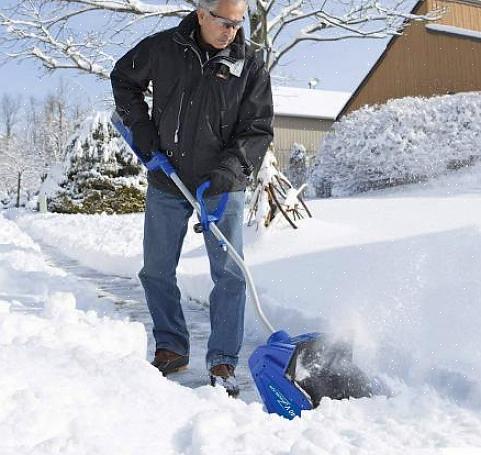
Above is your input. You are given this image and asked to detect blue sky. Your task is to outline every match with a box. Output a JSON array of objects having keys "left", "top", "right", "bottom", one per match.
[
  {"left": 0, "top": 37, "right": 388, "bottom": 104},
  {"left": 0, "top": 59, "right": 112, "bottom": 108},
  {"left": 0, "top": 10, "right": 390, "bottom": 106}
]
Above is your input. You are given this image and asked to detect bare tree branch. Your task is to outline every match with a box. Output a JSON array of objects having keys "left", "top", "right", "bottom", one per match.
[
  {"left": 0, "top": 0, "right": 194, "bottom": 78},
  {"left": 0, "top": 0, "right": 445, "bottom": 79},
  {"left": 265, "top": 1, "right": 444, "bottom": 70},
  {"left": 49, "top": 0, "right": 192, "bottom": 16}
]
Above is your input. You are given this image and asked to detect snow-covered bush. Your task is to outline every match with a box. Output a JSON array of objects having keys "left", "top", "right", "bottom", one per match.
[
  {"left": 286, "top": 143, "right": 307, "bottom": 189},
  {"left": 46, "top": 112, "right": 147, "bottom": 214},
  {"left": 309, "top": 92, "right": 481, "bottom": 197}
]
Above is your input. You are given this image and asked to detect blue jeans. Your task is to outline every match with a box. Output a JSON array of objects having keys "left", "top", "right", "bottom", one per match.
[{"left": 139, "top": 184, "right": 246, "bottom": 370}]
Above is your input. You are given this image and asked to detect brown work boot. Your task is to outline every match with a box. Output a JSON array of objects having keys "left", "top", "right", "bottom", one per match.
[
  {"left": 151, "top": 349, "right": 188, "bottom": 376},
  {"left": 210, "top": 364, "right": 240, "bottom": 398}
]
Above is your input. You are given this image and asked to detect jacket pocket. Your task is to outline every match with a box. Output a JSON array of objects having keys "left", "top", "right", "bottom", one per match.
[
  {"left": 153, "top": 81, "right": 179, "bottom": 132},
  {"left": 153, "top": 81, "right": 182, "bottom": 151}
]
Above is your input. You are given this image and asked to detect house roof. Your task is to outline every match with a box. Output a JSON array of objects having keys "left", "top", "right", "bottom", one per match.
[
  {"left": 273, "top": 86, "right": 351, "bottom": 120},
  {"left": 426, "top": 23, "right": 481, "bottom": 40}
]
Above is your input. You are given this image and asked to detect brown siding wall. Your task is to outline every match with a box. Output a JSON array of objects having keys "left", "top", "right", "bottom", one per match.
[
  {"left": 431, "top": 0, "right": 481, "bottom": 30},
  {"left": 273, "top": 116, "right": 333, "bottom": 169},
  {"left": 343, "top": 1, "right": 481, "bottom": 115}
]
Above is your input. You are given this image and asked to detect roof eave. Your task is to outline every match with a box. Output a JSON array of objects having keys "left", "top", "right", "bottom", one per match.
[{"left": 274, "top": 112, "right": 339, "bottom": 121}]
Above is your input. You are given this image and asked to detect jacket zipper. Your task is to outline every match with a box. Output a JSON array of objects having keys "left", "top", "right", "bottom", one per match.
[
  {"left": 174, "top": 91, "right": 185, "bottom": 144},
  {"left": 190, "top": 46, "right": 204, "bottom": 74},
  {"left": 171, "top": 35, "right": 225, "bottom": 147},
  {"left": 173, "top": 34, "right": 223, "bottom": 75}
]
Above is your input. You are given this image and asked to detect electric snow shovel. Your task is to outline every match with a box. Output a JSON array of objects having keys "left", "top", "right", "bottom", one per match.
[{"left": 111, "top": 111, "right": 379, "bottom": 420}]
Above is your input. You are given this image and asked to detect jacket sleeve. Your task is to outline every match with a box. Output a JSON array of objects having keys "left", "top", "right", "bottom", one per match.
[
  {"left": 110, "top": 37, "right": 153, "bottom": 127},
  {"left": 221, "top": 55, "right": 274, "bottom": 177}
]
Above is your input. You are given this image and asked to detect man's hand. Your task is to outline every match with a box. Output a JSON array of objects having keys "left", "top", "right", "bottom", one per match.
[
  {"left": 206, "top": 166, "right": 237, "bottom": 196},
  {"left": 131, "top": 119, "right": 160, "bottom": 163}
]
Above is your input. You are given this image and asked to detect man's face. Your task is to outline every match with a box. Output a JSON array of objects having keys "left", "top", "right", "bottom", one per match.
[{"left": 197, "top": 1, "right": 247, "bottom": 50}]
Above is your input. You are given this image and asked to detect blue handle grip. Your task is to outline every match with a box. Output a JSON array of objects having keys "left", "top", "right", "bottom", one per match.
[
  {"left": 196, "top": 181, "right": 229, "bottom": 232},
  {"left": 111, "top": 111, "right": 175, "bottom": 177},
  {"left": 144, "top": 153, "right": 175, "bottom": 176}
]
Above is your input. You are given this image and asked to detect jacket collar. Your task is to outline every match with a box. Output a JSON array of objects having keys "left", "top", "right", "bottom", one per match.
[{"left": 174, "top": 11, "right": 246, "bottom": 76}]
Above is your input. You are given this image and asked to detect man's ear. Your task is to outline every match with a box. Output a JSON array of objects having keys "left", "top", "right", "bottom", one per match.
[{"left": 197, "top": 9, "right": 206, "bottom": 25}]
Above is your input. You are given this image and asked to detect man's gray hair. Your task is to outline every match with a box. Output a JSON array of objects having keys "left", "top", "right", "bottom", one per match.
[{"left": 197, "top": 0, "right": 246, "bottom": 10}]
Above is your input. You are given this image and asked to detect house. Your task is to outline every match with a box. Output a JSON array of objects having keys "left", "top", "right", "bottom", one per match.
[
  {"left": 271, "top": 0, "right": 481, "bottom": 170},
  {"left": 272, "top": 86, "right": 350, "bottom": 169},
  {"left": 339, "top": 0, "right": 481, "bottom": 117}
]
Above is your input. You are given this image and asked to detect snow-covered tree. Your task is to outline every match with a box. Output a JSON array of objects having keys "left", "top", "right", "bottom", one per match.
[
  {"left": 309, "top": 92, "right": 481, "bottom": 197},
  {"left": 0, "top": 130, "right": 41, "bottom": 207},
  {"left": 286, "top": 142, "right": 307, "bottom": 189},
  {"left": 0, "top": 1, "right": 442, "bottom": 77},
  {"left": 0, "top": 84, "right": 86, "bottom": 208},
  {"left": 1, "top": 94, "right": 21, "bottom": 139},
  {"left": 40, "top": 82, "right": 72, "bottom": 164},
  {"left": 46, "top": 111, "right": 147, "bottom": 214},
  {"left": 0, "top": 94, "right": 40, "bottom": 207}
]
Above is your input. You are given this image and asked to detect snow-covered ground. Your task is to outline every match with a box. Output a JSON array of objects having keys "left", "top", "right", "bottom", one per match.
[{"left": 2, "top": 164, "right": 481, "bottom": 453}]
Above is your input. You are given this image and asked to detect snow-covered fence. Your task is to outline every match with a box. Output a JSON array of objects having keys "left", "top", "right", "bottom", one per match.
[{"left": 309, "top": 92, "right": 481, "bottom": 197}]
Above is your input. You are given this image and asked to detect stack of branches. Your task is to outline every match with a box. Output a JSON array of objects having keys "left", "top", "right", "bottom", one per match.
[{"left": 248, "top": 147, "right": 312, "bottom": 230}]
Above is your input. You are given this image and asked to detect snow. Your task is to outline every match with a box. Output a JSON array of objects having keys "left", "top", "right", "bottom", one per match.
[
  {"left": 426, "top": 23, "right": 481, "bottom": 41},
  {"left": 272, "top": 86, "right": 351, "bottom": 120},
  {"left": 3, "top": 164, "right": 481, "bottom": 452},
  {"left": 3, "top": 91, "right": 481, "bottom": 452}
]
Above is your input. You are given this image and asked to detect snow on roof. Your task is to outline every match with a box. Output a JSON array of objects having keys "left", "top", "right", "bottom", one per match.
[
  {"left": 426, "top": 23, "right": 481, "bottom": 41},
  {"left": 272, "top": 86, "right": 352, "bottom": 120}
]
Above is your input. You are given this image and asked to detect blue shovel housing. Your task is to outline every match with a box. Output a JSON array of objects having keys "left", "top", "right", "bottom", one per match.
[{"left": 248, "top": 331, "right": 318, "bottom": 419}]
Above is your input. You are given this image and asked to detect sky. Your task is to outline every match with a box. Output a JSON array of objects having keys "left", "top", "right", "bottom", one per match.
[
  {"left": 0, "top": 58, "right": 113, "bottom": 109},
  {"left": 0, "top": 9, "right": 390, "bottom": 108}
]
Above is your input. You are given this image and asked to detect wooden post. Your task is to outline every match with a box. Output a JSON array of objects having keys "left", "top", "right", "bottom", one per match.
[{"left": 16, "top": 171, "right": 22, "bottom": 208}]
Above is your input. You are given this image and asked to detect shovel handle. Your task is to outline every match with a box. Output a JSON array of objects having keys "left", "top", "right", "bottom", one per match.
[
  {"left": 195, "top": 181, "right": 229, "bottom": 233},
  {"left": 111, "top": 110, "right": 275, "bottom": 334}
]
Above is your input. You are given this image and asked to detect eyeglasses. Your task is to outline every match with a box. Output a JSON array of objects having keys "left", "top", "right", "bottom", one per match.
[{"left": 208, "top": 10, "right": 244, "bottom": 30}]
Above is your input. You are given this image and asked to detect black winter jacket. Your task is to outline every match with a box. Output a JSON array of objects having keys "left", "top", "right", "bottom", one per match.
[{"left": 110, "top": 12, "right": 274, "bottom": 195}]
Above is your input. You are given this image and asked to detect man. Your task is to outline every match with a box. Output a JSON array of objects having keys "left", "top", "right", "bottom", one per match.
[{"left": 110, "top": 0, "right": 273, "bottom": 396}]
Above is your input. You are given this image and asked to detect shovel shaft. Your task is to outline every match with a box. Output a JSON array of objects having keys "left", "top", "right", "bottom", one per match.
[{"left": 170, "top": 173, "right": 275, "bottom": 334}]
